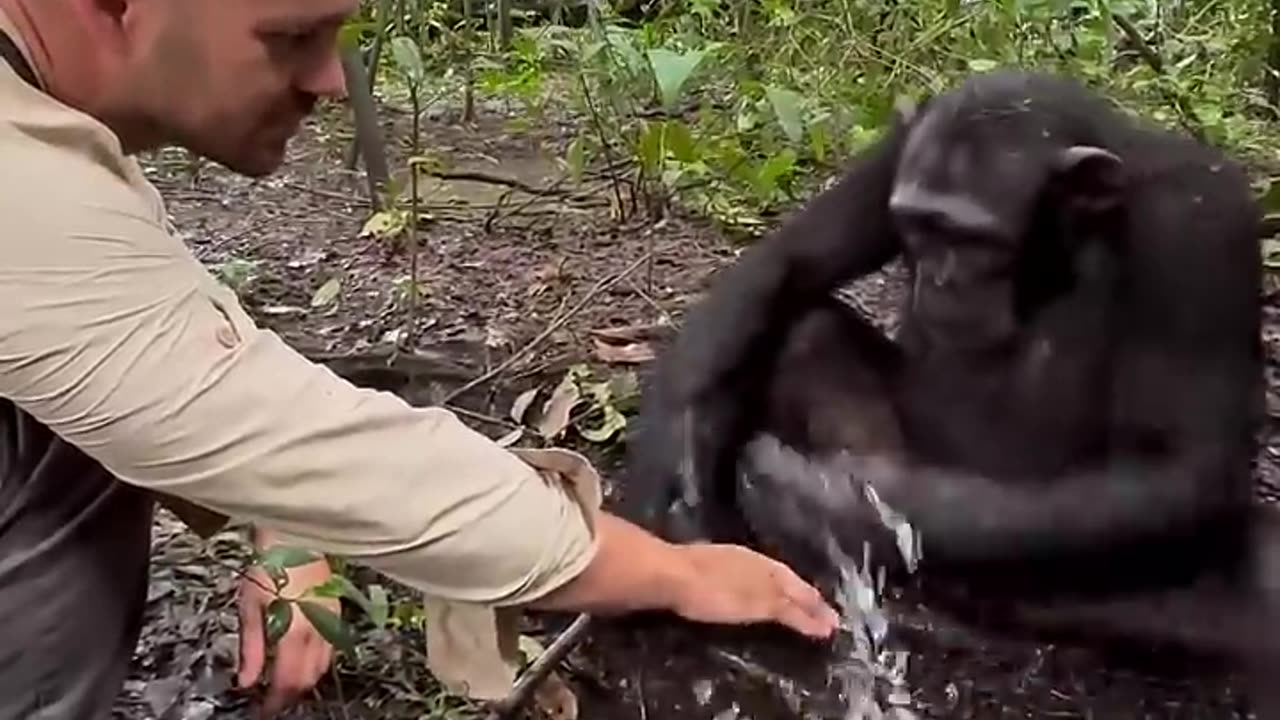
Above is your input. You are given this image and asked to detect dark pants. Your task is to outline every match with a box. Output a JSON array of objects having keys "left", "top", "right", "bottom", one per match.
[{"left": 0, "top": 399, "right": 154, "bottom": 719}]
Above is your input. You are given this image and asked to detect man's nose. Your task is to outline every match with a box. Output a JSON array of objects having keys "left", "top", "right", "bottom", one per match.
[{"left": 300, "top": 51, "right": 348, "bottom": 100}]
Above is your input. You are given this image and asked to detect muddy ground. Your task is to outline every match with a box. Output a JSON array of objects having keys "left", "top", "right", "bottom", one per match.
[{"left": 110, "top": 94, "right": 1280, "bottom": 720}]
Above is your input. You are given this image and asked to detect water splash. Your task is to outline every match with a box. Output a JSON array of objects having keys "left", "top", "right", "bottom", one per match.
[{"left": 738, "top": 435, "right": 925, "bottom": 719}]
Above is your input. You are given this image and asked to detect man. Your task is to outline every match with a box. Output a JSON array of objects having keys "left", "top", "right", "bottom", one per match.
[{"left": 0, "top": 0, "right": 842, "bottom": 718}]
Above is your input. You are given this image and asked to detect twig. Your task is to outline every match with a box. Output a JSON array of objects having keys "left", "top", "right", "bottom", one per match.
[
  {"left": 625, "top": 275, "right": 668, "bottom": 321},
  {"left": 578, "top": 73, "right": 628, "bottom": 218},
  {"left": 1111, "top": 12, "right": 1204, "bottom": 140},
  {"left": 281, "top": 181, "right": 366, "bottom": 205},
  {"left": 426, "top": 169, "right": 569, "bottom": 197},
  {"left": 485, "top": 614, "right": 593, "bottom": 719},
  {"left": 1112, "top": 12, "right": 1163, "bottom": 73},
  {"left": 442, "top": 253, "right": 651, "bottom": 403},
  {"left": 486, "top": 173, "right": 574, "bottom": 230},
  {"left": 444, "top": 403, "right": 519, "bottom": 430}
]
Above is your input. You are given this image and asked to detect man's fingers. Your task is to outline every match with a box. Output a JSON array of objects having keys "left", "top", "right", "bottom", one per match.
[
  {"left": 261, "top": 634, "right": 309, "bottom": 718},
  {"left": 775, "top": 598, "right": 839, "bottom": 638},
  {"left": 310, "top": 641, "right": 334, "bottom": 684},
  {"left": 237, "top": 601, "right": 266, "bottom": 689},
  {"left": 771, "top": 563, "right": 840, "bottom": 638}
]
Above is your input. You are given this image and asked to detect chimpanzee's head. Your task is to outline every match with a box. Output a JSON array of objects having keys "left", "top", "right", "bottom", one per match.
[{"left": 887, "top": 71, "right": 1128, "bottom": 351}]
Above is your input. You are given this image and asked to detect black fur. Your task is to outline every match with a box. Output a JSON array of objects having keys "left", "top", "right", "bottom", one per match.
[{"left": 620, "top": 70, "right": 1274, "bottom": 680}]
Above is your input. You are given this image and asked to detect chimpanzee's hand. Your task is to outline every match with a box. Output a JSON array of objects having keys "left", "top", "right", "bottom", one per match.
[{"left": 669, "top": 542, "right": 841, "bottom": 639}]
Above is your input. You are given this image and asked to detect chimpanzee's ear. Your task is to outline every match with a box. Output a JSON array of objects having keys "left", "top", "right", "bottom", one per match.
[{"left": 1052, "top": 145, "right": 1126, "bottom": 214}]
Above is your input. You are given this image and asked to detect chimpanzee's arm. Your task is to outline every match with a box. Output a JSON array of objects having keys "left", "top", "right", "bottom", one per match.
[
  {"left": 762, "top": 352, "right": 1259, "bottom": 567},
  {"left": 623, "top": 118, "right": 911, "bottom": 538},
  {"left": 775, "top": 142, "right": 1265, "bottom": 566},
  {"left": 662, "top": 121, "right": 910, "bottom": 404}
]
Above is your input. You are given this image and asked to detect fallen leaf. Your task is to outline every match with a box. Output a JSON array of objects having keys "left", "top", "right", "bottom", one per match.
[
  {"left": 359, "top": 208, "right": 408, "bottom": 240},
  {"left": 181, "top": 699, "right": 216, "bottom": 720},
  {"left": 511, "top": 388, "right": 539, "bottom": 424},
  {"left": 537, "top": 373, "right": 580, "bottom": 440},
  {"left": 259, "top": 304, "right": 308, "bottom": 317},
  {"left": 588, "top": 323, "right": 669, "bottom": 342},
  {"left": 143, "top": 676, "right": 184, "bottom": 718},
  {"left": 591, "top": 338, "right": 655, "bottom": 364},
  {"left": 533, "top": 671, "right": 580, "bottom": 720},
  {"left": 486, "top": 326, "right": 511, "bottom": 348},
  {"left": 519, "top": 634, "right": 547, "bottom": 662},
  {"left": 311, "top": 277, "right": 342, "bottom": 308},
  {"left": 496, "top": 427, "right": 523, "bottom": 447}
]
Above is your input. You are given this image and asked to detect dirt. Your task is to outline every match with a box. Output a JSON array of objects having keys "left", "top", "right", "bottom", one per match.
[{"left": 109, "top": 95, "right": 1280, "bottom": 720}]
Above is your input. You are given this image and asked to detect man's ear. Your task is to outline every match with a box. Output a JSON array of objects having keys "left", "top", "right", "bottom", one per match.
[{"left": 1052, "top": 145, "right": 1126, "bottom": 214}]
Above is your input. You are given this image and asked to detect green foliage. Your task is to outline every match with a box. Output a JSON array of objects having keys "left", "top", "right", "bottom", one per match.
[
  {"left": 213, "top": 257, "right": 260, "bottom": 295},
  {"left": 362, "top": 0, "right": 1279, "bottom": 235}
]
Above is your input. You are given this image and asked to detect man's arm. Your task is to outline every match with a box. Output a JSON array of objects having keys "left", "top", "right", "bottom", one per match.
[
  {"left": 0, "top": 151, "right": 836, "bottom": 637},
  {"left": 0, "top": 174, "right": 596, "bottom": 608}
]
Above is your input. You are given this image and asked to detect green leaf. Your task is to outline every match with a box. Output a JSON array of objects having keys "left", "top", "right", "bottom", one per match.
[
  {"left": 311, "top": 277, "right": 342, "bottom": 308},
  {"left": 265, "top": 599, "right": 293, "bottom": 646},
  {"left": 337, "top": 20, "right": 375, "bottom": 51},
  {"left": 298, "top": 601, "right": 358, "bottom": 656},
  {"left": 368, "top": 585, "right": 391, "bottom": 629},
  {"left": 646, "top": 48, "right": 706, "bottom": 111},
  {"left": 757, "top": 148, "right": 798, "bottom": 190},
  {"left": 663, "top": 120, "right": 696, "bottom": 163},
  {"left": 359, "top": 209, "right": 408, "bottom": 241},
  {"left": 330, "top": 574, "right": 374, "bottom": 615},
  {"left": 809, "top": 122, "right": 829, "bottom": 164},
  {"left": 566, "top": 136, "right": 587, "bottom": 182},
  {"left": 578, "top": 404, "right": 627, "bottom": 443},
  {"left": 1257, "top": 180, "right": 1280, "bottom": 214},
  {"left": 307, "top": 576, "right": 349, "bottom": 600},
  {"left": 637, "top": 122, "right": 665, "bottom": 177},
  {"left": 258, "top": 545, "right": 323, "bottom": 570},
  {"left": 390, "top": 36, "right": 425, "bottom": 85},
  {"left": 765, "top": 85, "right": 805, "bottom": 144}
]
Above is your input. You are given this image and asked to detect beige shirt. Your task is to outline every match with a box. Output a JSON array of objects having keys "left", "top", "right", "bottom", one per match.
[{"left": 0, "top": 10, "right": 601, "bottom": 700}]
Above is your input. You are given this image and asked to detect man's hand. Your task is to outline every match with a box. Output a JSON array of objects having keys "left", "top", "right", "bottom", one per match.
[
  {"left": 237, "top": 529, "right": 340, "bottom": 718},
  {"left": 668, "top": 543, "right": 840, "bottom": 638},
  {"left": 532, "top": 512, "right": 840, "bottom": 638}
]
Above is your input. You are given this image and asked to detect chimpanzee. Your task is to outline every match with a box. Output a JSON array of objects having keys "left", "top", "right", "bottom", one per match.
[{"left": 620, "top": 69, "right": 1276, "bottom": 675}]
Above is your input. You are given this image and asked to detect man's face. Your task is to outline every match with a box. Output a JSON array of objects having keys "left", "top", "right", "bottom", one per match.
[{"left": 129, "top": 0, "right": 356, "bottom": 177}]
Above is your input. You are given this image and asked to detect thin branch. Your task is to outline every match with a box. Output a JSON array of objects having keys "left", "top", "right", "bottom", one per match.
[
  {"left": 578, "top": 73, "right": 628, "bottom": 217},
  {"left": 426, "top": 169, "right": 571, "bottom": 197},
  {"left": 443, "top": 253, "right": 651, "bottom": 403},
  {"left": 485, "top": 614, "right": 593, "bottom": 719},
  {"left": 1111, "top": 12, "right": 1204, "bottom": 140}
]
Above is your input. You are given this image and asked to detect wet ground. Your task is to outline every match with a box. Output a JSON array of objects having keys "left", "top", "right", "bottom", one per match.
[{"left": 110, "top": 95, "right": 1280, "bottom": 720}]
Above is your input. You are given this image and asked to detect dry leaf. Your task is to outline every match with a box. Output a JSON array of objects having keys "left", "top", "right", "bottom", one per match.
[
  {"left": 537, "top": 373, "right": 580, "bottom": 440},
  {"left": 496, "top": 428, "right": 523, "bottom": 447},
  {"left": 532, "top": 672, "right": 579, "bottom": 720},
  {"left": 591, "top": 337, "right": 655, "bottom": 364},
  {"left": 510, "top": 388, "right": 539, "bottom": 424},
  {"left": 588, "top": 323, "right": 667, "bottom": 342}
]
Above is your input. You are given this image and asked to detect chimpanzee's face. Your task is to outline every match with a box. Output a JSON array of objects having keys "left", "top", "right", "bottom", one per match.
[
  {"left": 886, "top": 98, "right": 1124, "bottom": 352},
  {"left": 887, "top": 108, "right": 1037, "bottom": 349}
]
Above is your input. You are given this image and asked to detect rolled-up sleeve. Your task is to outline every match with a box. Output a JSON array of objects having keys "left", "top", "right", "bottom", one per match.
[{"left": 0, "top": 148, "right": 599, "bottom": 608}]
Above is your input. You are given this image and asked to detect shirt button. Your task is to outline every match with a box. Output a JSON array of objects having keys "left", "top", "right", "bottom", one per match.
[{"left": 216, "top": 325, "right": 238, "bottom": 348}]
